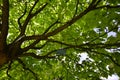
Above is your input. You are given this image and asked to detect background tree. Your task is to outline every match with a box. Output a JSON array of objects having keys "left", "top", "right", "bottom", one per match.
[{"left": 0, "top": 0, "right": 120, "bottom": 80}]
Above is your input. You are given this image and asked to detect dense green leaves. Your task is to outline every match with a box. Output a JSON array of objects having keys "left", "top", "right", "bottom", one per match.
[{"left": 0, "top": 0, "right": 120, "bottom": 80}]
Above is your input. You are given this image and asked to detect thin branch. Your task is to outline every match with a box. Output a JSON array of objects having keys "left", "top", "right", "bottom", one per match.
[
  {"left": 0, "top": 66, "right": 8, "bottom": 71},
  {"left": 43, "top": 19, "right": 59, "bottom": 35},
  {"left": 15, "top": 1, "right": 39, "bottom": 42},
  {"left": 42, "top": 43, "right": 116, "bottom": 57},
  {"left": 73, "top": 0, "right": 79, "bottom": 17},
  {"left": 18, "top": 2, "right": 27, "bottom": 29},
  {"left": 44, "top": 7, "right": 91, "bottom": 37},
  {"left": 22, "top": 39, "right": 48, "bottom": 52},
  {"left": 20, "top": 1, "right": 48, "bottom": 35},
  {"left": 89, "top": 0, "right": 97, "bottom": 7},
  {"left": 44, "top": 0, "right": 99, "bottom": 38},
  {"left": 47, "top": 39, "right": 75, "bottom": 47},
  {"left": 89, "top": 0, "right": 101, "bottom": 7},
  {"left": 84, "top": 43, "right": 120, "bottom": 49},
  {"left": 31, "top": 3, "right": 48, "bottom": 17},
  {"left": 88, "top": 22, "right": 119, "bottom": 43},
  {"left": 95, "top": 0, "right": 101, "bottom": 6},
  {"left": 19, "top": 1, "right": 120, "bottom": 53},
  {"left": 13, "top": 0, "right": 47, "bottom": 51},
  {"left": 20, "top": 0, "right": 38, "bottom": 35},
  {"left": 10, "top": 35, "right": 45, "bottom": 52},
  {"left": 43, "top": 49, "right": 58, "bottom": 56},
  {"left": 16, "top": 0, "right": 106, "bottom": 53},
  {"left": 20, "top": 53, "right": 55, "bottom": 59},
  {"left": 44, "top": 47, "right": 69, "bottom": 56},
  {"left": 47, "top": 39, "right": 120, "bottom": 49},
  {"left": 32, "top": 41, "right": 48, "bottom": 49},
  {"left": 29, "top": 0, "right": 39, "bottom": 14},
  {"left": 22, "top": 39, "right": 41, "bottom": 52},
  {"left": 17, "top": 58, "right": 38, "bottom": 80},
  {"left": 6, "top": 61, "right": 12, "bottom": 78},
  {"left": 95, "top": 5, "right": 120, "bottom": 10},
  {"left": 91, "top": 50, "right": 120, "bottom": 67}
]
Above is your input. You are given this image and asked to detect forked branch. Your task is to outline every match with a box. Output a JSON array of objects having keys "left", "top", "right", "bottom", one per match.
[{"left": 20, "top": 1, "right": 48, "bottom": 35}]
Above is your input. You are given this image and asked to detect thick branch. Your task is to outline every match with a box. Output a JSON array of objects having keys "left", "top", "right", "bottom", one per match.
[
  {"left": 1, "top": 0, "right": 9, "bottom": 50},
  {"left": 21, "top": 34, "right": 48, "bottom": 52}
]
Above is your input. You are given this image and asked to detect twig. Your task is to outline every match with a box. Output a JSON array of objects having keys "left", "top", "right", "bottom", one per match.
[
  {"left": 18, "top": 2, "right": 27, "bottom": 29},
  {"left": 21, "top": 53, "right": 56, "bottom": 59},
  {"left": 44, "top": 0, "right": 99, "bottom": 38},
  {"left": 43, "top": 19, "right": 59, "bottom": 35},
  {"left": 88, "top": 23, "right": 119, "bottom": 43},
  {"left": 95, "top": 5, "right": 120, "bottom": 10},
  {"left": 20, "top": 1, "right": 38, "bottom": 35},
  {"left": 32, "top": 41, "right": 48, "bottom": 49},
  {"left": 31, "top": 3, "right": 48, "bottom": 17},
  {"left": 91, "top": 50, "right": 120, "bottom": 67},
  {"left": 6, "top": 61, "right": 12, "bottom": 78},
  {"left": 73, "top": 0, "right": 79, "bottom": 17},
  {"left": 17, "top": 58, "right": 38, "bottom": 80}
]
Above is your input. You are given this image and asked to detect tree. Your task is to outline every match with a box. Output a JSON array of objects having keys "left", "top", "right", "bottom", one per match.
[{"left": 0, "top": 0, "right": 120, "bottom": 79}]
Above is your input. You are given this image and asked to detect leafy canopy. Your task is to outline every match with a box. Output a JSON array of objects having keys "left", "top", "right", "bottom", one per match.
[{"left": 0, "top": 0, "right": 120, "bottom": 80}]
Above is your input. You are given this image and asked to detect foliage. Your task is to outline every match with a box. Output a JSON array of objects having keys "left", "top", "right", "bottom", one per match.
[{"left": 0, "top": 0, "right": 120, "bottom": 80}]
